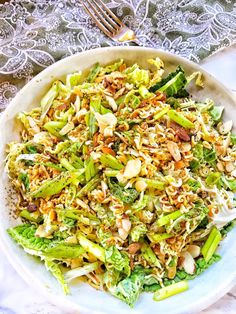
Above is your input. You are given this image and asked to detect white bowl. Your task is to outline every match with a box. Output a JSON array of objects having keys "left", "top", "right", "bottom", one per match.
[{"left": 0, "top": 47, "right": 236, "bottom": 314}]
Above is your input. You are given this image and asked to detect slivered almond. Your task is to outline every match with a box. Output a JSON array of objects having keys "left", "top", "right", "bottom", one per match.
[
  {"left": 187, "top": 245, "right": 200, "bottom": 258},
  {"left": 181, "top": 251, "right": 195, "bottom": 274},
  {"left": 167, "top": 141, "right": 181, "bottom": 161}
]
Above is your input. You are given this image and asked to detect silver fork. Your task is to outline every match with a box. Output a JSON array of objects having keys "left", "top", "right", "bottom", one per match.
[{"left": 81, "top": 0, "right": 137, "bottom": 43}]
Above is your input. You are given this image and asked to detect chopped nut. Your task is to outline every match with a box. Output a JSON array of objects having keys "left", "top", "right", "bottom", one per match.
[
  {"left": 231, "top": 169, "right": 236, "bottom": 177},
  {"left": 218, "top": 120, "right": 233, "bottom": 135},
  {"left": 128, "top": 242, "right": 142, "bottom": 254},
  {"left": 181, "top": 251, "right": 195, "bottom": 275},
  {"left": 123, "top": 159, "right": 142, "bottom": 179},
  {"left": 167, "top": 141, "right": 181, "bottom": 161},
  {"left": 94, "top": 112, "right": 117, "bottom": 137},
  {"left": 135, "top": 180, "right": 147, "bottom": 192},
  {"left": 122, "top": 218, "right": 131, "bottom": 232},
  {"left": 171, "top": 122, "right": 190, "bottom": 142},
  {"left": 217, "top": 161, "right": 224, "bottom": 172},
  {"left": 225, "top": 162, "right": 235, "bottom": 173},
  {"left": 180, "top": 142, "right": 192, "bottom": 152},
  {"left": 187, "top": 245, "right": 200, "bottom": 258}
]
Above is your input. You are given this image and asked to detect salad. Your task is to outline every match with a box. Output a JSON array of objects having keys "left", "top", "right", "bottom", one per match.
[{"left": 6, "top": 57, "right": 236, "bottom": 306}]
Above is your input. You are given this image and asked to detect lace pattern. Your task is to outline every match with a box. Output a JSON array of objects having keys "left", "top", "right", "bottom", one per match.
[{"left": 0, "top": 0, "right": 236, "bottom": 109}]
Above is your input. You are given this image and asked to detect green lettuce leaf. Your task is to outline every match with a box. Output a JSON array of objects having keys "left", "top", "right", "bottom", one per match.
[
  {"left": 66, "top": 72, "right": 81, "bottom": 89},
  {"left": 131, "top": 195, "right": 149, "bottom": 212},
  {"left": 108, "top": 179, "right": 139, "bottom": 204},
  {"left": 210, "top": 106, "right": 224, "bottom": 122},
  {"left": 149, "top": 66, "right": 188, "bottom": 97},
  {"left": 130, "top": 223, "right": 147, "bottom": 242},
  {"left": 105, "top": 246, "right": 131, "bottom": 277},
  {"left": 44, "top": 259, "right": 69, "bottom": 294},
  {"left": 126, "top": 67, "right": 149, "bottom": 87},
  {"left": 106, "top": 267, "right": 150, "bottom": 307},
  {"left": 8, "top": 224, "right": 84, "bottom": 259},
  {"left": 40, "top": 81, "right": 59, "bottom": 120}
]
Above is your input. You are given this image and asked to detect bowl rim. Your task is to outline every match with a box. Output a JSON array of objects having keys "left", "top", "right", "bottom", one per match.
[{"left": 0, "top": 46, "right": 236, "bottom": 314}]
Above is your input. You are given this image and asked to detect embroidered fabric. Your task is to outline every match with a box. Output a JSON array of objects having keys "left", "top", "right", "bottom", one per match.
[{"left": 0, "top": 0, "right": 236, "bottom": 109}]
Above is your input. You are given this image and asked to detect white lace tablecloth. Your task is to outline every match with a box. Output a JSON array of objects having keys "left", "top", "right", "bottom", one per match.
[{"left": 0, "top": 45, "right": 236, "bottom": 314}]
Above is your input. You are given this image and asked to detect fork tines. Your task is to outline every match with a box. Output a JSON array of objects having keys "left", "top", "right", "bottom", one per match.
[{"left": 81, "top": 0, "right": 124, "bottom": 38}]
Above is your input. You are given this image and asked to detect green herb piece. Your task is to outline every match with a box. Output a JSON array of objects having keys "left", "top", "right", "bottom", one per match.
[
  {"left": 18, "top": 173, "right": 30, "bottom": 191},
  {"left": 203, "top": 147, "right": 216, "bottom": 165},
  {"left": 44, "top": 121, "right": 66, "bottom": 138},
  {"left": 153, "top": 280, "right": 188, "bottom": 301},
  {"left": 20, "top": 210, "right": 42, "bottom": 223},
  {"left": 157, "top": 210, "right": 182, "bottom": 227},
  {"left": 154, "top": 107, "right": 169, "bottom": 120},
  {"left": 87, "top": 63, "right": 101, "bottom": 82},
  {"left": 148, "top": 233, "right": 172, "bottom": 243},
  {"left": 142, "top": 178, "right": 166, "bottom": 190},
  {"left": 141, "top": 243, "right": 162, "bottom": 268},
  {"left": 231, "top": 134, "right": 236, "bottom": 145},
  {"left": 205, "top": 172, "right": 221, "bottom": 186},
  {"left": 201, "top": 227, "right": 222, "bottom": 262},
  {"left": 77, "top": 175, "right": 100, "bottom": 197},
  {"left": 187, "top": 178, "right": 201, "bottom": 192},
  {"left": 168, "top": 110, "right": 194, "bottom": 129},
  {"left": 26, "top": 146, "right": 38, "bottom": 154},
  {"left": 190, "top": 143, "right": 204, "bottom": 170},
  {"left": 30, "top": 171, "right": 83, "bottom": 198},
  {"left": 166, "top": 97, "right": 181, "bottom": 109},
  {"left": 77, "top": 233, "right": 105, "bottom": 262},
  {"left": 100, "top": 154, "right": 124, "bottom": 170},
  {"left": 84, "top": 157, "right": 98, "bottom": 182},
  {"left": 220, "top": 221, "right": 236, "bottom": 236}
]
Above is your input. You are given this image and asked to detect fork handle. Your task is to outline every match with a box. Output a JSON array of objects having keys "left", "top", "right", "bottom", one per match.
[{"left": 126, "top": 39, "right": 141, "bottom": 46}]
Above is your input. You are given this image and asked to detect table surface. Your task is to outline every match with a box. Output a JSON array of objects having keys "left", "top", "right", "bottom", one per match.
[{"left": 0, "top": 46, "right": 236, "bottom": 314}]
